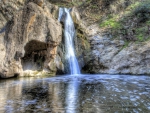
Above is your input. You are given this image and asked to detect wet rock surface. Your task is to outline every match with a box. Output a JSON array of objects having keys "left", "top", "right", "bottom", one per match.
[{"left": 0, "top": 74, "right": 149, "bottom": 112}]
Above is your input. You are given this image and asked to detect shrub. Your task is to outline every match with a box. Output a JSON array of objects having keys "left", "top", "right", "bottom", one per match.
[{"left": 133, "top": 3, "right": 150, "bottom": 22}]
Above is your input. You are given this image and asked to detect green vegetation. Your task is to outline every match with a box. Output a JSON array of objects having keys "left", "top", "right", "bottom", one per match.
[
  {"left": 52, "top": 0, "right": 150, "bottom": 43},
  {"left": 54, "top": 0, "right": 86, "bottom": 7},
  {"left": 135, "top": 27, "right": 146, "bottom": 42},
  {"left": 123, "top": 41, "right": 129, "bottom": 49},
  {"left": 117, "top": 41, "right": 129, "bottom": 54},
  {"left": 137, "top": 33, "right": 144, "bottom": 41},
  {"left": 134, "top": 18, "right": 150, "bottom": 42},
  {"left": 133, "top": 3, "right": 150, "bottom": 22},
  {"left": 100, "top": 17, "right": 122, "bottom": 30},
  {"left": 99, "top": 0, "right": 150, "bottom": 43}
]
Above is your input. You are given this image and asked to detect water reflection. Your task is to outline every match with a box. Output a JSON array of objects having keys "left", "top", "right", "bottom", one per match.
[{"left": 0, "top": 75, "right": 150, "bottom": 113}]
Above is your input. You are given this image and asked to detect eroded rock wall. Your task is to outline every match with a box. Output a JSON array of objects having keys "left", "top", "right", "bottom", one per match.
[{"left": 0, "top": 0, "right": 64, "bottom": 78}]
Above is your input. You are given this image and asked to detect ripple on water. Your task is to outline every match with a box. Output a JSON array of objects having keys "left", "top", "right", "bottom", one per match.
[{"left": 0, "top": 74, "right": 150, "bottom": 113}]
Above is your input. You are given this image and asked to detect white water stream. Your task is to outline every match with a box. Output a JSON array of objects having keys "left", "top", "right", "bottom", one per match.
[{"left": 58, "top": 8, "right": 80, "bottom": 75}]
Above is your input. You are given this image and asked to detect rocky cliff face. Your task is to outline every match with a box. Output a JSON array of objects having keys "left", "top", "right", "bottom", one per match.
[
  {"left": 76, "top": 0, "right": 150, "bottom": 75},
  {"left": 0, "top": 0, "right": 64, "bottom": 78},
  {"left": 58, "top": 0, "right": 150, "bottom": 75},
  {"left": 82, "top": 24, "right": 150, "bottom": 75},
  {"left": 1, "top": 0, "right": 150, "bottom": 77}
]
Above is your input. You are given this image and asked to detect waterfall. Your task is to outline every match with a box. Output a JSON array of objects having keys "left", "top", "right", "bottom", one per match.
[
  {"left": 58, "top": 8, "right": 80, "bottom": 75},
  {"left": 58, "top": 8, "right": 63, "bottom": 22}
]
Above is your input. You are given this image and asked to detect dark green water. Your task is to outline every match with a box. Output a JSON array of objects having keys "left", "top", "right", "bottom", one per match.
[{"left": 0, "top": 74, "right": 150, "bottom": 113}]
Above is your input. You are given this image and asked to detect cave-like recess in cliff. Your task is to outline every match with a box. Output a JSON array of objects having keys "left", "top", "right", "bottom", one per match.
[{"left": 21, "top": 40, "right": 47, "bottom": 71}]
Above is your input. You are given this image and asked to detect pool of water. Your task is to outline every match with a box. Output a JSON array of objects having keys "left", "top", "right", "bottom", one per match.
[{"left": 0, "top": 74, "right": 150, "bottom": 113}]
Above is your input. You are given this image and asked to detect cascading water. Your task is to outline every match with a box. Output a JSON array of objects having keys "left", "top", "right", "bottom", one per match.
[{"left": 58, "top": 8, "right": 80, "bottom": 75}]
